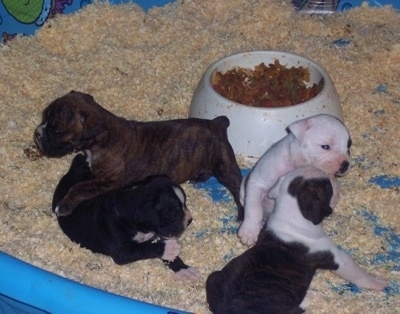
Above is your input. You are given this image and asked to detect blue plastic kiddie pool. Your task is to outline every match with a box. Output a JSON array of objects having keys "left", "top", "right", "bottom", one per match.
[{"left": 0, "top": 251, "right": 187, "bottom": 314}]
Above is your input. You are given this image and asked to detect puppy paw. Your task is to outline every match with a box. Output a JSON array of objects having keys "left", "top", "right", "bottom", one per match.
[
  {"left": 173, "top": 267, "right": 200, "bottom": 281},
  {"left": 299, "top": 294, "right": 310, "bottom": 310},
  {"left": 162, "top": 238, "right": 181, "bottom": 261},
  {"left": 358, "top": 275, "right": 388, "bottom": 291},
  {"left": 238, "top": 223, "right": 259, "bottom": 246},
  {"left": 54, "top": 203, "right": 74, "bottom": 216}
]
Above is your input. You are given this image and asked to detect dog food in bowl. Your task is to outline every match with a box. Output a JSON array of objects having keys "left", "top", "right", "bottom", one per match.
[
  {"left": 189, "top": 51, "right": 344, "bottom": 158},
  {"left": 212, "top": 60, "right": 324, "bottom": 108}
]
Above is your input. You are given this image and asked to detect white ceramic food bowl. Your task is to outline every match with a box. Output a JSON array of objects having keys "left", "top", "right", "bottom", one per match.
[{"left": 189, "top": 51, "right": 343, "bottom": 158}]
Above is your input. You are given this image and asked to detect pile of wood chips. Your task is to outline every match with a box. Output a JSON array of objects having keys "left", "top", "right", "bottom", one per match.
[{"left": 0, "top": 0, "right": 399, "bottom": 313}]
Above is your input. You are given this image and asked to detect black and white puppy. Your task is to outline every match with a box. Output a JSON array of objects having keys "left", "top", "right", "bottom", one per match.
[
  {"left": 53, "top": 154, "right": 199, "bottom": 280},
  {"left": 206, "top": 166, "right": 387, "bottom": 313}
]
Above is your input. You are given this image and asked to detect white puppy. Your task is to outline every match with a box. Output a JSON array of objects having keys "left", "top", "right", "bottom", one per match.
[
  {"left": 239, "top": 114, "right": 351, "bottom": 246},
  {"left": 266, "top": 166, "right": 387, "bottom": 293}
]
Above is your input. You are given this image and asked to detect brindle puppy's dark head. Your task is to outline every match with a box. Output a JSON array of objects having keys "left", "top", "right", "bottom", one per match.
[
  {"left": 34, "top": 91, "right": 108, "bottom": 157},
  {"left": 288, "top": 176, "right": 333, "bottom": 225}
]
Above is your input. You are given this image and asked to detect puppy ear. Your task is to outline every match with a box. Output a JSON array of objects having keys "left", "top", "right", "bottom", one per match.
[
  {"left": 77, "top": 94, "right": 108, "bottom": 140},
  {"left": 287, "top": 176, "right": 305, "bottom": 197},
  {"left": 297, "top": 178, "right": 333, "bottom": 225},
  {"left": 287, "top": 116, "right": 315, "bottom": 140},
  {"left": 80, "top": 111, "right": 107, "bottom": 140},
  {"left": 69, "top": 90, "right": 94, "bottom": 102}
]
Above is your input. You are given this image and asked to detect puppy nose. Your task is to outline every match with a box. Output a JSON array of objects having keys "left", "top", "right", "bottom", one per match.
[
  {"left": 35, "top": 125, "right": 45, "bottom": 140},
  {"left": 187, "top": 218, "right": 193, "bottom": 226},
  {"left": 339, "top": 160, "right": 350, "bottom": 174},
  {"left": 35, "top": 128, "right": 41, "bottom": 139}
]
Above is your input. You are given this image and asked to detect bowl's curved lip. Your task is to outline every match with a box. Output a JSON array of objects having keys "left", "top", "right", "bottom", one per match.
[{"left": 202, "top": 50, "right": 332, "bottom": 112}]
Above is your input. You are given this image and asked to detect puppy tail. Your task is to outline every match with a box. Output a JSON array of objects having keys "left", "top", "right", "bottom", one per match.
[{"left": 212, "top": 116, "right": 230, "bottom": 130}]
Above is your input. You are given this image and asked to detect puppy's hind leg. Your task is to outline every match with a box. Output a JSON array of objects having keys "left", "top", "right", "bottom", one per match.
[
  {"left": 213, "top": 149, "right": 244, "bottom": 219},
  {"left": 331, "top": 246, "right": 388, "bottom": 291},
  {"left": 112, "top": 238, "right": 179, "bottom": 265}
]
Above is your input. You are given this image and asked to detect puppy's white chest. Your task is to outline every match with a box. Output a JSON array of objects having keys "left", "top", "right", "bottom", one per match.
[
  {"left": 268, "top": 217, "right": 328, "bottom": 251},
  {"left": 85, "top": 150, "right": 93, "bottom": 169},
  {"left": 132, "top": 232, "right": 155, "bottom": 243}
]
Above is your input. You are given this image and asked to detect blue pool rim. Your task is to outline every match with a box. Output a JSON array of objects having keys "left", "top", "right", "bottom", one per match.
[{"left": 0, "top": 251, "right": 188, "bottom": 314}]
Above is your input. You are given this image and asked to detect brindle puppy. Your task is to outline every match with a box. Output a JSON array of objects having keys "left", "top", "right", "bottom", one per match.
[{"left": 35, "top": 91, "right": 242, "bottom": 216}]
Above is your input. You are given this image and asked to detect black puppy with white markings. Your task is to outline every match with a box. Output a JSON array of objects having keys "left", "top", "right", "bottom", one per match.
[
  {"left": 53, "top": 154, "right": 199, "bottom": 280},
  {"left": 206, "top": 166, "right": 387, "bottom": 313}
]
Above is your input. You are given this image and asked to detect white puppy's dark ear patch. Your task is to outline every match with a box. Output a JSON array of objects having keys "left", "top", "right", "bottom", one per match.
[
  {"left": 294, "top": 178, "right": 333, "bottom": 225},
  {"left": 287, "top": 176, "right": 305, "bottom": 197}
]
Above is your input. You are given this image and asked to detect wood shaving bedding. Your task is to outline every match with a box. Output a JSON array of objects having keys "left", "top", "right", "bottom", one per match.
[{"left": 0, "top": 0, "right": 399, "bottom": 313}]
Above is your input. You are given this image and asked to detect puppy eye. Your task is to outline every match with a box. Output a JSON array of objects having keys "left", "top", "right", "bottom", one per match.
[
  {"left": 49, "top": 124, "right": 63, "bottom": 135},
  {"left": 321, "top": 145, "right": 330, "bottom": 150},
  {"left": 168, "top": 210, "right": 178, "bottom": 220},
  {"left": 347, "top": 138, "right": 352, "bottom": 149}
]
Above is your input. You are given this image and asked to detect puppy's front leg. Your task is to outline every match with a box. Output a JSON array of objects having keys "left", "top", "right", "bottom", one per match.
[
  {"left": 238, "top": 183, "right": 267, "bottom": 246},
  {"left": 332, "top": 247, "right": 388, "bottom": 291},
  {"left": 161, "top": 238, "right": 181, "bottom": 261},
  {"left": 113, "top": 238, "right": 180, "bottom": 265},
  {"left": 163, "top": 240, "right": 199, "bottom": 280},
  {"left": 55, "top": 178, "right": 118, "bottom": 216},
  {"left": 163, "top": 257, "right": 200, "bottom": 281}
]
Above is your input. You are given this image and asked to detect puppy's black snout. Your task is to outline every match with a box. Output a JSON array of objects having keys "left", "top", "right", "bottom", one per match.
[
  {"left": 34, "top": 125, "right": 45, "bottom": 141},
  {"left": 339, "top": 160, "right": 350, "bottom": 174},
  {"left": 34, "top": 129, "right": 40, "bottom": 140},
  {"left": 187, "top": 218, "right": 193, "bottom": 226}
]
